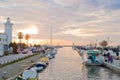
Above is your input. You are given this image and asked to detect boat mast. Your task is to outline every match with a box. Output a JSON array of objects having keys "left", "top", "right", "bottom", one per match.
[{"left": 50, "top": 27, "right": 52, "bottom": 46}]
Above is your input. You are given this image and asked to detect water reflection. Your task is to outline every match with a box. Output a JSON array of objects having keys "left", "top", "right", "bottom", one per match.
[
  {"left": 86, "top": 66, "right": 101, "bottom": 80},
  {"left": 38, "top": 47, "right": 120, "bottom": 80}
]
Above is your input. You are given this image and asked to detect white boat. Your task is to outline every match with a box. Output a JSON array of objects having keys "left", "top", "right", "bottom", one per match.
[
  {"left": 22, "top": 69, "right": 38, "bottom": 80},
  {"left": 47, "top": 54, "right": 55, "bottom": 59},
  {"left": 83, "top": 49, "right": 103, "bottom": 66}
]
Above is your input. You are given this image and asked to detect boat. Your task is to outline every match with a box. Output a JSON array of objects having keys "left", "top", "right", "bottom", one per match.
[
  {"left": 84, "top": 61, "right": 102, "bottom": 66},
  {"left": 39, "top": 57, "right": 49, "bottom": 64},
  {"left": 31, "top": 65, "right": 43, "bottom": 72},
  {"left": 16, "top": 69, "right": 38, "bottom": 80},
  {"left": 83, "top": 49, "right": 103, "bottom": 66},
  {"left": 46, "top": 48, "right": 57, "bottom": 59},
  {"left": 46, "top": 53, "right": 55, "bottom": 59},
  {"left": 22, "top": 70, "right": 38, "bottom": 80},
  {"left": 35, "top": 62, "right": 47, "bottom": 68}
]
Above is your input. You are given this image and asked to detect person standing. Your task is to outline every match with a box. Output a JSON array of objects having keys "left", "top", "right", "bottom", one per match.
[
  {"left": 116, "top": 51, "right": 119, "bottom": 57},
  {"left": 116, "top": 51, "right": 119, "bottom": 60},
  {"left": 110, "top": 55, "right": 113, "bottom": 63},
  {"left": 107, "top": 52, "right": 110, "bottom": 63}
]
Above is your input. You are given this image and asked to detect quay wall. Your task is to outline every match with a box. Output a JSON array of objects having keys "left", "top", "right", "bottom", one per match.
[{"left": 103, "top": 62, "right": 120, "bottom": 73}]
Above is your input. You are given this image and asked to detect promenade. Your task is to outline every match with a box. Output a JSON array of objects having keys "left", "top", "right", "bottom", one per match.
[
  {"left": 0, "top": 53, "right": 44, "bottom": 80},
  {"left": 103, "top": 57, "right": 120, "bottom": 73}
]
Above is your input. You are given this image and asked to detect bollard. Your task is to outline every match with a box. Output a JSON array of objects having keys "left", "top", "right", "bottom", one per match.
[{"left": 1, "top": 71, "right": 7, "bottom": 80}]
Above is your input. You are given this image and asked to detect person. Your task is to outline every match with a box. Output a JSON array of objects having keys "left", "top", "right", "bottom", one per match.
[
  {"left": 106, "top": 52, "right": 110, "bottom": 63},
  {"left": 116, "top": 51, "right": 119, "bottom": 57},
  {"left": 88, "top": 56, "right": 94, "bottom": 63},
  {"left": 110, "top": 55, "right": 113, "bottom": 63},
  {"left": 81, "top": 50, "right": 84, "bottom": 61},
  {"left": 107, "top": 52, "right": 110, "bottom": 57},
  {"left": 95, "top": 55, "right": 100, "bottom": 63},
  {"left": 103, "top": 51, "right": 107, "bottom": 62}
]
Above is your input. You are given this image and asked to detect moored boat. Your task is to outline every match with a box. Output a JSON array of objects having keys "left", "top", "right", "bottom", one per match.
[
  {"left": 39, "top": 57, "right": 49, "bottom": 63},
  {"left": 83, "top": 49, "right": 103, "bottom": 66},
  {"left": 22, "top": 70, "right": 38, "bottom": 80},
  {"left": 16, "top": 69, "right": 38, "bottom": 80},
  {"left": 31, "top": 66, "right": 43, "bottom": 72}
]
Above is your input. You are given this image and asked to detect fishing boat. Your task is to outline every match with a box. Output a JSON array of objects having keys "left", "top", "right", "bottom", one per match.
[{"left": 83, "top": 49, "right": 103, "bottom": 66}]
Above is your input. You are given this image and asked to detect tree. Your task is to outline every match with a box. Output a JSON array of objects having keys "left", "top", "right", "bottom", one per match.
[
  {"left": 18, "top": 32, "right": 23, "bottom": 46},
  {"left": 9, "top": 42, "right": 18, "bottom": 53},
  {"left": 25, "top": 34, "right": 30, "bottom": 46},
  {"left": 99, "top": 40, "right": 108, "bottom": 48}
]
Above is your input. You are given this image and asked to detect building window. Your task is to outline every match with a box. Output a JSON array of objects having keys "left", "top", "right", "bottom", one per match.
[{"left": 0, "top": 38, "right": 1, "bottom": 42}]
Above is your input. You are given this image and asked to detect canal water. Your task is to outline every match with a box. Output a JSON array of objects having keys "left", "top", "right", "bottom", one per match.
[{"left": 38, "top": 47, "right": 120, "bottom": 80}]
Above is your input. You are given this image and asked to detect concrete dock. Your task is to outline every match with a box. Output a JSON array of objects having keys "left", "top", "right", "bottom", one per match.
[{"left": 103, "top": 59, "right": 120, "bottom": 73}]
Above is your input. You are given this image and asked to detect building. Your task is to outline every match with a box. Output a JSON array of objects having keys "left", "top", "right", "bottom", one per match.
[{"left": 0, "top": 17, "right": 13, "bottom": 56}]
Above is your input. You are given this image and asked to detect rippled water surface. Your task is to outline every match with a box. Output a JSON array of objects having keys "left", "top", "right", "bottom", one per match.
[{"left": 38, "top": 47, "right": 120, "bottom": 80}]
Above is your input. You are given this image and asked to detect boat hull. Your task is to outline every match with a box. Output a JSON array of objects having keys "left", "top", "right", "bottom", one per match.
[{"left": 84, "top": 61, "right": 102, "bottom": 66}]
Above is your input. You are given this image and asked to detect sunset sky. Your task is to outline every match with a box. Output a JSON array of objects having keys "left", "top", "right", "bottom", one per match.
[{"left": 0, "top": 0, "right": 120, "bottom": 46}]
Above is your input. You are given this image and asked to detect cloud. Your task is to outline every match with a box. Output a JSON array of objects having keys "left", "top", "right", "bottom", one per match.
[{"left": 0, "top": 0, "right": 120, "bottom": 45}]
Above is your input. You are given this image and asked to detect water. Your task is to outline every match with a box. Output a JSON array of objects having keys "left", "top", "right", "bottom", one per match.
[{"left": 38, "top": 47, "right": 120, "bottom": 80}]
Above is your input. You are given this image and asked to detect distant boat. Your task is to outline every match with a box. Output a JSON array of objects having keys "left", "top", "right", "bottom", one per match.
[{"left": 46, "top": 48, "right": 57, "bottom": 59}]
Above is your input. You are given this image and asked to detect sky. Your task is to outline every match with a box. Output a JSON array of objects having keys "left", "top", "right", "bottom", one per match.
[{"left": 0, "top": 0, "right": 120, "bottom": 46}]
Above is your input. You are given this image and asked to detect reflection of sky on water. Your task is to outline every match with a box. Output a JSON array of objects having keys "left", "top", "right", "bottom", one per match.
[{"left": 38, "top": 47, "right": 120, "bottom": 80}]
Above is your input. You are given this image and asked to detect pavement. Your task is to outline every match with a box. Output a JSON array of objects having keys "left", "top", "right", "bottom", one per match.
[
  {"left": 0, "top": 52, "right": 33, "bottom": 65},
  {"left": 0, "top": 53, "right": 44, "bottom": 80},
  {"left": 103, "top": 56, "right": 120, "bottom": 73},
  {"left": 111, "top": 59, "right": 120, "bottom": 67}
]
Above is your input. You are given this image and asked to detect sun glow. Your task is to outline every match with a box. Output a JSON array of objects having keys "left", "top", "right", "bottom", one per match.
[{"left": 20, "top": 25, "right": 38, "bottom": 34}]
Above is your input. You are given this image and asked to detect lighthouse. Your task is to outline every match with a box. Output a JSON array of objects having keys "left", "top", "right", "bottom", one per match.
[
  {"left": 0, "top": 17, "right": 13, "bottom": 56},
  {"left": 4, "top": 17, "right": 13, "bottom": 44}
]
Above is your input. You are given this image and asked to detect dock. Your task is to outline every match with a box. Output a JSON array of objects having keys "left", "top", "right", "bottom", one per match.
[
  {"left": 103, "top": 59, "right": 120, "bottom": 73},
  {"left": 0, "top": 53, "right": 44, "bottom": 80}
]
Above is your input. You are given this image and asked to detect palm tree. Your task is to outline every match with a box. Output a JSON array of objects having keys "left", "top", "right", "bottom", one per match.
[
  {"left": 25, "top": 34, "right": 30, "bottom": 46},
  {"left": 18, "top": 32, "right": 23, "bottom": 46}
]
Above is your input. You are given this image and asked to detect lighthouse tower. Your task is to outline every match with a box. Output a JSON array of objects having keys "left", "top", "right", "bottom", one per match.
[{"left": 4, "top": 17, "right": 13, "bottom": 44}]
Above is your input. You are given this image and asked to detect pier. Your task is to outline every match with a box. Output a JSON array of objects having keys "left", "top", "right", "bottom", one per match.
[{"left": 103, "top": 59, "right": 120, "bottom": 73}]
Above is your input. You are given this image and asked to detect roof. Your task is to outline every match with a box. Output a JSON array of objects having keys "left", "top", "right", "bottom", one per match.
[{"left": 86, "top": 50, "right": 102, "bottom": 54}]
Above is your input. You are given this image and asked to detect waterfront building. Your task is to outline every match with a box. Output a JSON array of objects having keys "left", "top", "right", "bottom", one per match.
[{"left": 0, "top": 17, "right": 13, "bottom": 56}]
